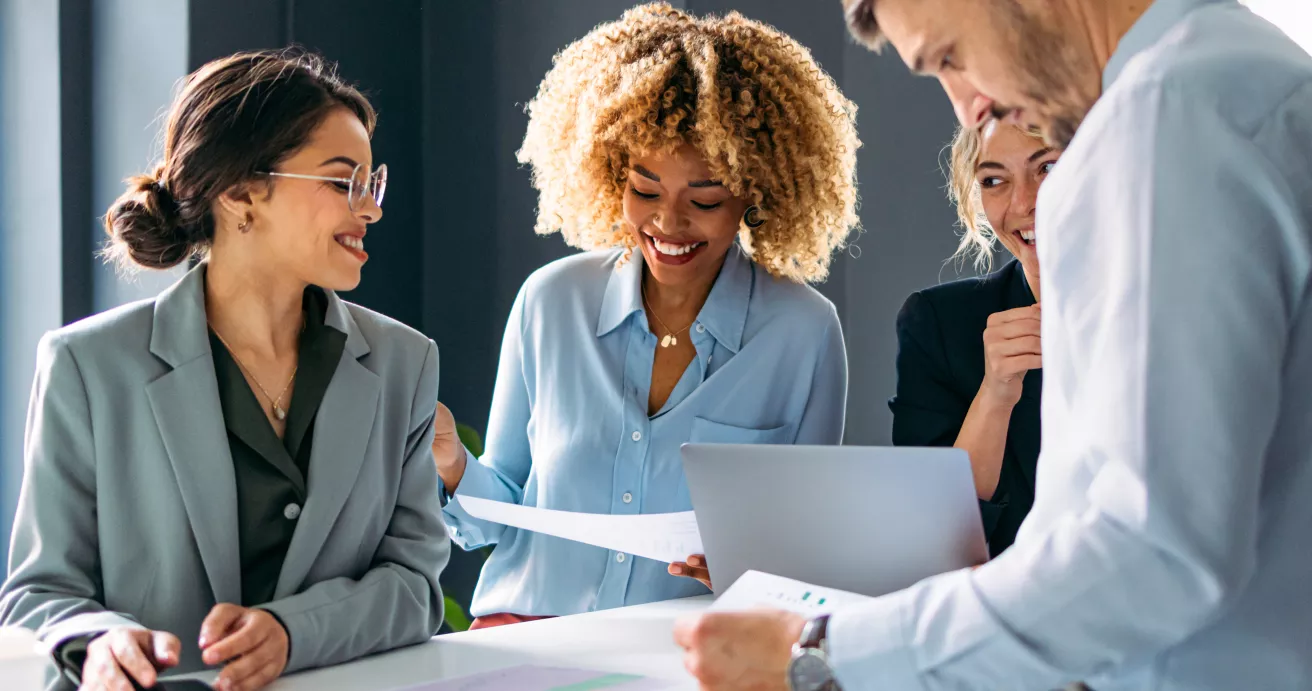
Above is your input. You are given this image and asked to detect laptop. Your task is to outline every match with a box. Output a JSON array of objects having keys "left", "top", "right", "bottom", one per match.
[{"left": 681, "top": 444, "right": 988, "bottom": 598}]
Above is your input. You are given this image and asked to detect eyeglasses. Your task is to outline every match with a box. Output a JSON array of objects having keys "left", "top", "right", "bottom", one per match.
[{"left": 262, "top": 162, "right": 388, "bottom": 212}]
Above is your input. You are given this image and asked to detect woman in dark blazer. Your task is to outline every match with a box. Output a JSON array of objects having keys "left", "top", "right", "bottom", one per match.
[{"left": 891, "top": 122, "right": 1059, "bottom": 557}]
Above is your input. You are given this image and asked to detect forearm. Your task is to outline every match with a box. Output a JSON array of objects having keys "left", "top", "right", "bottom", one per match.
[
  {"left": 436, "top": 447, "right": 468, "bottom": 494},
  {"left": 953, "top": 388, "right": 1014, "bottom": 500},
  {"left": 261, "top": 562, "right": 443, "bottom": 673}
]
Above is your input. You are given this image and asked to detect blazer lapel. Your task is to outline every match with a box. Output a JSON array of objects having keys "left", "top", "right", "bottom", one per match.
[
  {"left": 145, "top": 265, "right": 242, "bottom": 606},
  {"left": 275, "top": 292, "right": 379, "bottom": 597}
]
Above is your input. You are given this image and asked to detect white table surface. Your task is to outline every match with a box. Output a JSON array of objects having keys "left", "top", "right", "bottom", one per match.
[{"left": 181, "top": 596, "right": 712, "bottom": 690}]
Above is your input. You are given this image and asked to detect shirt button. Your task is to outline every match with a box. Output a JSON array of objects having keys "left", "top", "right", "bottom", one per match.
[
  {"left": 622, "top": 492, "right": 633, "bottom": 504},
  {"left": 631, "top": 431, "right": 642, "bottom": 442},
  {"left": 283, "top": 503, "right": 301, "bottom": 520},
  {"left": 616, "top": 553, "right": 627, "bottom": 563},
  {"left": 696, "top": 324, "right": 706, "bottom": 334}
]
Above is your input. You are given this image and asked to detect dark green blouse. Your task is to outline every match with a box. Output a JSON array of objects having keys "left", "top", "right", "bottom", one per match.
[{"left": 208, "top": 287, "right": 346, "bottom": 607}]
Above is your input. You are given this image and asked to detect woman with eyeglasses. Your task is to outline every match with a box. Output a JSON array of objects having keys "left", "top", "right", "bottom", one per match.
[
  {"left": 430, "top": 3, "right": 856, "bottom": 628},
  {"left": 0, "top": 50, "right": 450, "bottom": 691}
]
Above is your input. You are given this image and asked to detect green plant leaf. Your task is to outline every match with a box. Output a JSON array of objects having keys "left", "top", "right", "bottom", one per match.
[
  {"left": 443, "top": 594, "right": 472, "bottom": 633},
  {"left": 455, "top": 422, "right": 484, "bottom": 458}
]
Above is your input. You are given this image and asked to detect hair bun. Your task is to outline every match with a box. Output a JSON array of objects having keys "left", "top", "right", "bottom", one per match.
[{"left": 102, "top": 166, "right": 198, "bottom": 270}]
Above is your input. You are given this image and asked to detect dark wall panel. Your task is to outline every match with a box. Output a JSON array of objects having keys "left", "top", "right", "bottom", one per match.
[
  {"left": 840, "top": 40, "right": 961, "bottom": 444},
  {"left": 188, "top": 0, "right": 288, "bottom": 67},
  {"left": 422, "top": 2, "right": 499, "bottom": 436},
  {"left": 292, "top": 2, "right": 426, "bottom": 331},
  {"left": 60, "top": 0, "right": 95, "bottom": 324}
]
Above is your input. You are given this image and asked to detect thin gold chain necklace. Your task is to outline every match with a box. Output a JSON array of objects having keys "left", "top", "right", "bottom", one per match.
[
  {"left": 641, "top": 283, "right": 694, "bottom": 348},
  {"left": 211, "top": 328, "right": 298, "bottom": 421}
]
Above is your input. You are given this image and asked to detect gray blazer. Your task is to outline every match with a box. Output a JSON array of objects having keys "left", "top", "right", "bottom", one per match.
[{"left": 0, "top": 265, "right": 451, "bottom": 677}]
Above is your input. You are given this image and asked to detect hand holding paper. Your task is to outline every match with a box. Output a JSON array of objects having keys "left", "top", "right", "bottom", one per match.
[{"left": 456, "top": 496, "right": 703, "bottom": 564}]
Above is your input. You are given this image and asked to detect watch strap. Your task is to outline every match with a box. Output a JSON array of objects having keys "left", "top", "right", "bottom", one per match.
[{"left": 800, "top": 614, "right": 831, "bottom": 650}]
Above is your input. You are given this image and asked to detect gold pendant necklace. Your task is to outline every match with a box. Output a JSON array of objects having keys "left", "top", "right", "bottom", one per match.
[
  {"left": 641, "top": 283, "right": 693, "bottom": 349},
  {"left": 211, "top": 328, "right": 298, "bottom": 421}
]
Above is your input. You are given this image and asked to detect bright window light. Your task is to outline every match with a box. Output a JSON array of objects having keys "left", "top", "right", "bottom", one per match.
[{"left": 1242, "top": 0, "right": 1312, "bottom": 55}]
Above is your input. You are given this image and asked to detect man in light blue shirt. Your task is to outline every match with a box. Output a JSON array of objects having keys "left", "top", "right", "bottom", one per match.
[{"left": 676, "top": 0, "right": 1312, "bottom": 689}]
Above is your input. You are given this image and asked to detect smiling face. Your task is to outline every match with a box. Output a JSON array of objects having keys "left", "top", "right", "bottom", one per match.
[
  {"left": 861, "top": 0, "right": 1101, "bottom": 148},
  {"left": 622, "top": 143, "right": 750, "bottom": 289},
  {"left": 976, "top": 122, "right": 1057, "bottom": 284},
  {"left": 241, "top": 107, "right": 383, "bottom": 292}
]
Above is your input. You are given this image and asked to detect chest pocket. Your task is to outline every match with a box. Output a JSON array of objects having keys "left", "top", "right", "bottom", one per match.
[{"left": 688, "top": 417, "right": 794, "bottom": 446}]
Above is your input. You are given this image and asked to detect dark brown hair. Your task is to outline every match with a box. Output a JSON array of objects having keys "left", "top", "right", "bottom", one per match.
[
  {"left": 103, "top": 49, "right": 375, "bottom": 270},
  {"left": 843, "top": 0, "right": 886, "bottom": 51}
]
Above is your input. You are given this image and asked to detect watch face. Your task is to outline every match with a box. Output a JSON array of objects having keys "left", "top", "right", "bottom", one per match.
[{"left": 788, "top": 651, "right": 833, "bottom": 691}]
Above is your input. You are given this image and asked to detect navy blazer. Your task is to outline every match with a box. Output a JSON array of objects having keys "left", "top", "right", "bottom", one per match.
[{"left": 889, "top": 259, "right": 1040, "bottom": 557}]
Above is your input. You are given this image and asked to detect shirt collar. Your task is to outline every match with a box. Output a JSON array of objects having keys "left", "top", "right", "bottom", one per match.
[
  {"left": 1104, "top": 0, "right": 1227, "bottom": 91},
  {"left": 595, "top": 245, "right": 755, "bottom": 353},
  {"left": 151, "top": 264, "right": 368, "bottom": 367}
]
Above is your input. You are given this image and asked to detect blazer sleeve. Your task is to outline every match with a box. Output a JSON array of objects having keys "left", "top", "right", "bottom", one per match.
[
  {"left": 887, "top": 292, "right": 1006, "bottom": 540},
  {"left": 0, "top": 333, "right": 144, "bottom": 652},
  {"left": 260, "top": 340, "right": 451, "bottom": 674}
]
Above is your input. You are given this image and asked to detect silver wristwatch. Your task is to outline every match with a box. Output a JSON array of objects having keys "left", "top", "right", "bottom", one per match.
[{"left": 787, "top": 614, "right": 840, "bottom": 691}]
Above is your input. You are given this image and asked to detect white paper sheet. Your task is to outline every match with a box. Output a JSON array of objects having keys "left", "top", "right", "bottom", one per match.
[
  {"left": 401, "top": 664, "right": 678, "bottom": 691},
  {"left": 0, "top": 627, "right": 46, "bottom": 691},
  {"left": 456, "top": 496, "right": 703, "bottom": 564},
  {"left": 710, "top": 570, "right": 873, "bottom": 616}
]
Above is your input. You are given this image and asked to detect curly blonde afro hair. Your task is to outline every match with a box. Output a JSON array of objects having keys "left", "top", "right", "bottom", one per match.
[{"left": 516, "top": 2, "right": 861, "bottom": 284}]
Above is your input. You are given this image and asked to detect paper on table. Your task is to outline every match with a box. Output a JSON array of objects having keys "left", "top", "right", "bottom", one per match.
[
  {"left": 0, "top": 627, "right": 46, "bottom": 691},
  {"left": 710, "top": 570, "right": 874, "bottom": 616},
  {"left": 456, "top": 496, "right": 703, "bottom": 564},
  {"left": 402, "top": 664, "right": 678, "bottom": 691}
]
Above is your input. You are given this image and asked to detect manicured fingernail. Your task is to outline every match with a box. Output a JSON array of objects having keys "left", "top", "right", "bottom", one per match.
[
  {"left": 689, "top": 556, "right": 702, "bottom": 566},
  {"left": 671, "top": 565, "right": 684, "bottom": 574}
]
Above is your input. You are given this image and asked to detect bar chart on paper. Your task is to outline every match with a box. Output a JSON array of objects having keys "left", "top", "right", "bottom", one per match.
[
  {"left": 403, "top": 665, "right": 679, "bottom": 691},
  {"left": 710, "top": 571, "right": 874, "bottom": 616}
]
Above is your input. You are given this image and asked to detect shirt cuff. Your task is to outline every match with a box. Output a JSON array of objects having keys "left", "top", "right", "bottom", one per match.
[
  {"left": 827, "top": 585, "right": 926, "bottom": 691},
  {"left": 53, "top": 633, "right": 101, "bottom": 687},
  {"left": 440, "top": 447, "right": 507, "bottom": 546}
]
